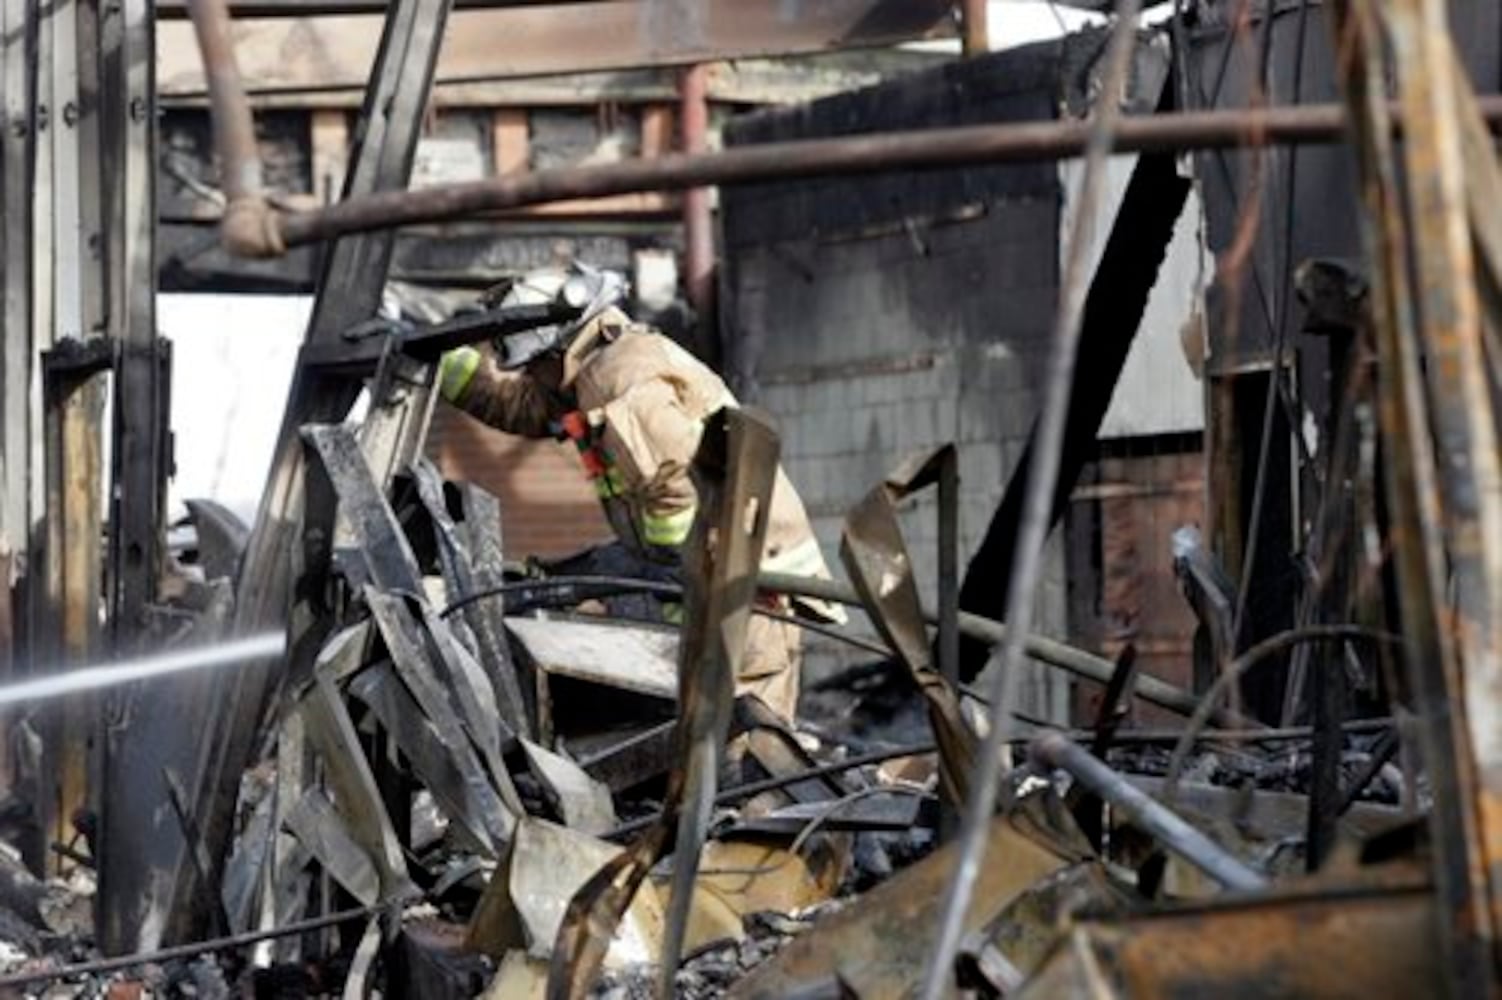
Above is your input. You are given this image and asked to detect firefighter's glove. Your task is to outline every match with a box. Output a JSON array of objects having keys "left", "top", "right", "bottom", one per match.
[{"left": 438, "top": 347, "right": 482, "bottom": 403}]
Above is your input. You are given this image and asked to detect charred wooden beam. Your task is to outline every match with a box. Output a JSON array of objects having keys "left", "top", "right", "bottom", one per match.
[{"left": 154, "top": 0, "right": 954, "bottom": 97}]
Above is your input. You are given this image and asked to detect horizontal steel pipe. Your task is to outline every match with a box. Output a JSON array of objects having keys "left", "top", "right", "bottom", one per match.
[
  {"left": 759, "top": 571, "right": 1242, "bottom": 724},
  {"left": 271, "top": 97, "right": 1502, "bottom": 249},
  {"left": 1030, "top": 731, "right": 1268, "bottom": 891}
]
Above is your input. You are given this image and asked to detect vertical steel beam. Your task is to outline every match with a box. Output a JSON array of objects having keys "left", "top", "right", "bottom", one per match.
[
  {"left": 25, "top": 0, "right": 74, "bottom": 881},
  {"left": 29, "top": 0, "right": 56, "bottom": 565},
  {"left": 1388, "top": 0, "right": 1502, "bottom": 988},
  {"left": 0, "top": 0, "right": 38, "bottom": 874},
  {"left": 0, "top": 0, "right": 34, "bottom": 566},
  {"left": 100, "top": 0, "right": 164, "bottom": 648},
  {"left": 93, "top": 0, "right": 173, "bottom": 955},
  {"left": 50, "top": 0, "right": 82, "bottom": 349},
  {"left": 1333, "top": 1, "right": 1502, "bottom": 992}
]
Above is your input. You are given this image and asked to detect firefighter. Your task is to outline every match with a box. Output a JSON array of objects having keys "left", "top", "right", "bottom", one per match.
[{"left": 436, "top": 264, "right": 843, "bottom": 721}]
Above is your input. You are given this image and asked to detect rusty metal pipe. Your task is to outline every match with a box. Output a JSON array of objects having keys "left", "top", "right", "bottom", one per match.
[
  {"left": 758, "top": 571, "right": 1237, "bottom": 723},
  {"left": 679, "top": 64, "right": 715, "bottom": 333},
  {"left": 0, "top": 902, "right": 382, "bottom": 990},
  {"left": 1030, "top": 731, "right": 1269, "bottom": 892},
  {"left": 186, "top": 0, "right": 282, "bottom": 256},
  {"left": 268, "top": 97, "right": 1502, "bottom": 251}
]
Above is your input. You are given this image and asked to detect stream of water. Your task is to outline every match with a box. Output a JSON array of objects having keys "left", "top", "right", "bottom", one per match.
[{"left": 0, "top": 632, "right": 285, "bottom": 708}]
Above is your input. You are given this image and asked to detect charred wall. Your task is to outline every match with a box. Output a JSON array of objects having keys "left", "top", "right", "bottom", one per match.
[
  {"left": 1185, "top": 0, "right": 1498, "bottom": 717},
  {"left": 720, "top": 39, "right": 1078, "bottom": 712}
]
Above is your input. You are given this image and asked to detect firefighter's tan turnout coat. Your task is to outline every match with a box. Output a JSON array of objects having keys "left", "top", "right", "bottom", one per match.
[{"left": 441, "top": 306, "right": 842, "bottom": 719}]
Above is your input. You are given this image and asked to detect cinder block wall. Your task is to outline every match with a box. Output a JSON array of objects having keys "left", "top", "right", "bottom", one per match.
[{"left": 722, "top": 40, "right": 1080, "bottom": 721}]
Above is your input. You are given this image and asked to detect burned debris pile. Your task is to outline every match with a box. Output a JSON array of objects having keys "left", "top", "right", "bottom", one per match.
[
  {"left": 7, "top": 0, "right": 1502, "bottom": 994},
  {"left": 0, "top": 410, "right": 1425, "bottom": 998}
]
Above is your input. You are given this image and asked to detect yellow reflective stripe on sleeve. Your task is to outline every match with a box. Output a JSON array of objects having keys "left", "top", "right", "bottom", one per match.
[
  {"left": 438, "top": 347, "right": 482, "bottom": 402},
  {"left": 641, "top": 505, "right": 696, "bottom": 547},
  {"left": 760, "top": 537, "right": 828, "bottom": 578}
]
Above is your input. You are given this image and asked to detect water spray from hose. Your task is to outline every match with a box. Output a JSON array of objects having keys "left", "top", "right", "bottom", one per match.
[{"left": 0, "top": 633, "right": 285, "bottom": 709}]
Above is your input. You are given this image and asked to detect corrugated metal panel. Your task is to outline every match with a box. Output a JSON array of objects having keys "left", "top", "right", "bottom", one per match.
[{"left": 427, "top": 406, "right": 612, "bottom": 559}]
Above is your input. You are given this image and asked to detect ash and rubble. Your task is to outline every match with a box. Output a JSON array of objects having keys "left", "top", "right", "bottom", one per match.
[
  {"left": 0, "top": 445, "right": 1416, "bottom": 997},
  {"left": 0, "top": 445, "right": 1412, "bottom": 997}
]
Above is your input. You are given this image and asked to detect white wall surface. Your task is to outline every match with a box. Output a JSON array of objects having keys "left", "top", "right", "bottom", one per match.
[
  {"left": 161, "top": 294, "right": 311, "bottom": 524},
  {"left": 1059, "top": 154, "right": 1207, "bottom": 438}
]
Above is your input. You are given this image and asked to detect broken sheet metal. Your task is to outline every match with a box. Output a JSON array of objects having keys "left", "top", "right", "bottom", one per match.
[
  {"left": 650, "top": 841, "right": 844, "bottom": 959},
  {"left": 468, "top": 816, "right": 666, "bottom": 969},
  {"left": 298, "top": 672, "right": 415, "bottom": 902},
  {"left": 1015, "top": 867, "right": 1437, "bottom": 998},
  {"left": 456, "top": 481, "right": 517, "bottom": 683},
  {"left": 418, "top": 599, "right": 526, "bottom": 816},
  {"left": 302, "top": 424, "right": 425, "bottom": 595},
  {"left": 368, "top": 589, "right": 520, "bottom": 842},
  {"left": 182, "top": 498, "right": 250, "bottom": 584},
  {"left": 548, "top": 408, "right": 780, "bottom": 1000},
  {"left": 521, "top": 741, "right": 618, "bottom": 837},
  {"left": 410, "top": 458, "right": 529, "bottom": 739},
  {"left": 421, "top": 603, "right": 508, "bottom": 762},
  {"left": 341, "top": 916, "right": 383, "bottom": 1000},
  {"left": 657, "top": 407, "right": 781, "bottom": 994},
  {"left": 345, "top": 661, "right": 507, "bottom": 855},
  {"left": 730, "top": 796, "right": 1091, "bottom": 999},
  {"left": 485, "top": 951, "right": 550, "bottom": 999},
  {"left": 508, "top": 615, "right": 679, "bottom": 748},
  {"left": 839, "top": 445, "right": 979, "bottom": 806},
  {"left": 506, "top": 616, "right": 679, "bottom": 701},
  {"left": 726, "top": 795, "right": 927, "bottom": 837},
  {"left": 221, "top": 778, "right": 276, "bottom": 934},
  {"left": 283, "top": 788, "right": 381, "bottom": 907},
  {"left": 960, "top": 861, "right": 1133, "bottom": 991}
]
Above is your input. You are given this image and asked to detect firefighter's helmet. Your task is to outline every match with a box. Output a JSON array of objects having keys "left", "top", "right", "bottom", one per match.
[{"left": 489, "top": 263, "right": 628, "bottom": 369}]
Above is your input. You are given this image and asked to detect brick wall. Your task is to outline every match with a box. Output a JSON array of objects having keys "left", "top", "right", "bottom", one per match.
[
  {"left": 427, "top": 405, "right": 613, "bottom": 560},
  {"left": 1067, "top": 444, "right": 1205, "bottom": 728}
]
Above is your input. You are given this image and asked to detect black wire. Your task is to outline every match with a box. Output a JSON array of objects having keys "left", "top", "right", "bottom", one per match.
[
  {"left": 1230, "top": 0, "right": 1314, "bottom": 650},
  {"left": 439, "top": 574, "right": 895, "bottom": 659},
  {"left": 438, "top": 575, "right": 680, "bottom": 617},
  {"left": 604, "top": 740, "right": 939, "bottom": 840},
  {"left": 1180, "top": 0, "right": 1317, "bottom": 476},
  {"left": 0, "top": 904, "right": 384, "bottom": 989}
]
